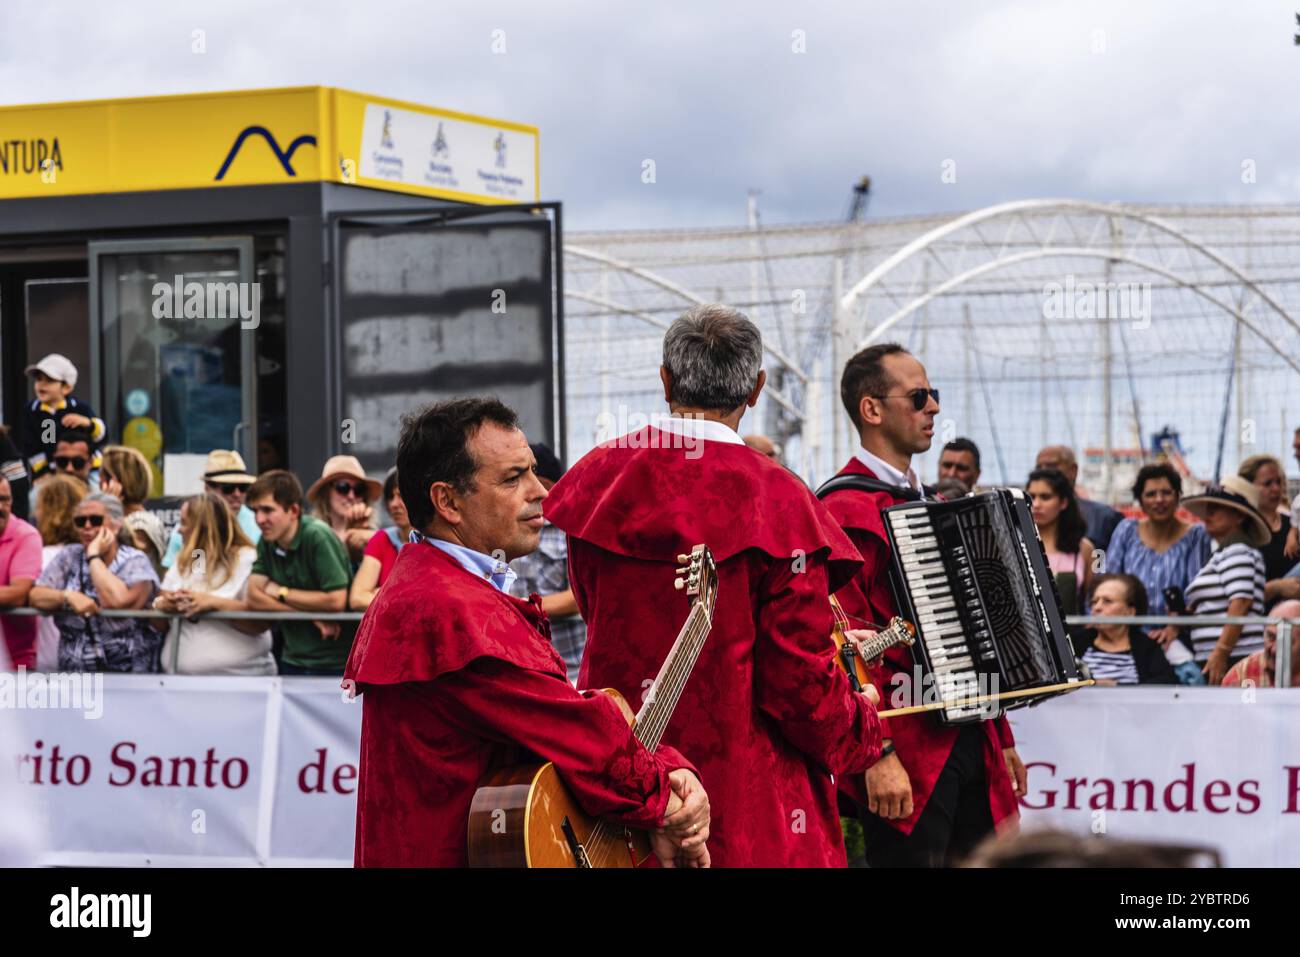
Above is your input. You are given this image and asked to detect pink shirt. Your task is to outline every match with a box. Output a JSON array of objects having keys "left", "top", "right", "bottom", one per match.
[{"left": 0, "top": 516, "right": 43, "bottom": 668}]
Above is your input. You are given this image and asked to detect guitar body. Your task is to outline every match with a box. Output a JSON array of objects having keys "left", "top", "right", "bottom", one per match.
[
  {"left": 467, "top": 688, "right": 652, "bottom": 868},
  {"left": 832, "top": 621, "right": 875, "bottom": 692},
  {"left": 830, "top": 595, "right": 915, "bottom": 695}
]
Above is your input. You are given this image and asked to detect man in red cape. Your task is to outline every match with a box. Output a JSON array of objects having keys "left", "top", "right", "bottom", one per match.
[
  {"left": 821, "top": 343, "right": 1027, "bottom": 867},
  {"left": 343, "top": 398, "right": 710, "bottom": 867},
  {"left": 545, "top": 305, "right": 883, "bottom": 868}
]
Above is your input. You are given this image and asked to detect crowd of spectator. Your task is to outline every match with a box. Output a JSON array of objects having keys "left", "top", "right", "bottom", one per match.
[
  {"left": 0, "top": 350, "right": 1297, "bottom": 689},
  {"left": 927, "top": 432, "right": 1300, "bottom": 688}
]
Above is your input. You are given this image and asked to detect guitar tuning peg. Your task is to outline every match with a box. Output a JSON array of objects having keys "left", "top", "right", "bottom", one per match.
[
  {"left": 676, "top": 553, "right": 690, "bottom": 564},
  {"left": 674, "top": 578, "right": 686, "bottom": 590}
]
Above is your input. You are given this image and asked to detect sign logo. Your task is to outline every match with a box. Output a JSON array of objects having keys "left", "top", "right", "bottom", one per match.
[
  {"left": 214, "top": 126, "right": 316, "bottom": 181},
  {"left": 381, "top": 110, "right": 395, "bottom": 149},
  {"left": 432, "top": 121, "right": 449, "bottom": 158},
  {"left": 0, "top": 137, "right": 62, "bottom": 177},
  {"left": 493, "top": 131, "right": 507, "bottom": 168}
]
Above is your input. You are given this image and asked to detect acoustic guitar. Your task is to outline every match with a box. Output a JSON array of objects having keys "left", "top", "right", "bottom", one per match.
[
  {"left": 467, "top": 544, "right": 718, "bottom": 868},
  {"left": 830, "top": 594, "right": 916, "bottom": 694}
]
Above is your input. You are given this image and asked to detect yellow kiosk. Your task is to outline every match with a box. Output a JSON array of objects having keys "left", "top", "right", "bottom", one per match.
[{"left": 0, "top": 86, "right": 562, "bottom": 493}]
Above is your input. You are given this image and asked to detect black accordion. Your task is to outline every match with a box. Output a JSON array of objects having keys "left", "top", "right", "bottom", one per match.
[{"left": 882, "top": 489, "right": 1084, "bottom": 725}]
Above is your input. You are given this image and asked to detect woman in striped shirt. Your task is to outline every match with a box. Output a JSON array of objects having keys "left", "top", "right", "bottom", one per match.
[
  {"left": 1077, "top": 574, "right": 1176, "bottom": 685},
  {"left": 1182, "top": 476, "right": 1271, "bottom": 685}
]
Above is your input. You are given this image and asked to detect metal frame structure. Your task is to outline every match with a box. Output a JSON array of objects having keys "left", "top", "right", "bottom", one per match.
[{"left": 564, "top": 200, "right": 1300, "bottom": 493}]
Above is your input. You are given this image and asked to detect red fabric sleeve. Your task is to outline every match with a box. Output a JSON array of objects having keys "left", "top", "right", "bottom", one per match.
[
  {"left": 434, "top": 657, "right": 693, "bottom": 830},
  {"left": 995, "top": 715, "right": 1015, "bottom": 748},
  {"left": 752, "top": 553, "right": 882, "bottom": 777}
]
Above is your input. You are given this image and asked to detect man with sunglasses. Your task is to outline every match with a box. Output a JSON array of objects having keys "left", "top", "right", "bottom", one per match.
[
  {"left": 47, "top": 432, "right": 97, "bottom": 490},
  {"left": 820, "top": 343, "right": 1025, "bottom": 868},
  {"left": 160, "top": 450, "right": 261, "bottom": 570}
]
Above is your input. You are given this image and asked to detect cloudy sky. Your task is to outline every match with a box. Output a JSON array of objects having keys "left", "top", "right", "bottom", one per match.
[{"left": 2, "top": 1, "right": 1298, "bottom": 230}]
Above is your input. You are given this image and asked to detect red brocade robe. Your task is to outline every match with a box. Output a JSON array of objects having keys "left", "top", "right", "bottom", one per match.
[
  {"left": 820, "top": 457, "right": 1020, "bottom": 837},
  {"left": 544, "top": 426, "right": 884, "bottom": 867},
  {"left": 342, "top": 540, "right": 696, "bottom": 867}
]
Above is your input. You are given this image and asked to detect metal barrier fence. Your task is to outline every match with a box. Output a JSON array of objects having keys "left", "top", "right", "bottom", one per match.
[{"left": 1, "top": 608, "right": 1296, "bottom": 686}]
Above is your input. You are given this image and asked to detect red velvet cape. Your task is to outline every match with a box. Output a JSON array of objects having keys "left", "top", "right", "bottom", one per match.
[
  {"left": 343, "top": 540, "right": 692, "bottom": 866},
  {"left": 820, "top": 457, "right": 1020, "bottom": 836},
  {"left": 545, "top": 426, "right": 884, "bottom": 867}
]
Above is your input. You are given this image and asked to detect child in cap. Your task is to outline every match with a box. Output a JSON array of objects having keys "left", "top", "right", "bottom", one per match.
[{"left": 21, "top": 354, "right": 107, "bottom": 480}]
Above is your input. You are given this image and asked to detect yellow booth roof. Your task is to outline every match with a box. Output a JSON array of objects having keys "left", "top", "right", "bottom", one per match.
[{"left": 0, "top": 86, "right": 539, "bottom": 204}]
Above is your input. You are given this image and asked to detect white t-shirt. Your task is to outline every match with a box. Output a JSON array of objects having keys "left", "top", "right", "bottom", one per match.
[
  {"left": 160, "top": 547, "right": 276, "bottom": 676},
  {"left": 35, "top": 544, "right": 65, "bottom": 672}
]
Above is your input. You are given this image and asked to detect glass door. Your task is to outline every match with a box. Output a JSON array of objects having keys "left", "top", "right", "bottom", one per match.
[{"left": 89, "top": 238, "right": 256, "bottom": 498}]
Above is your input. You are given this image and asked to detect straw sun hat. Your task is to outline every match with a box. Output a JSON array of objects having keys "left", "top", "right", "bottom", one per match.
[{"left": 1180, "top": 475, "right": 1272, "bottom": 547}]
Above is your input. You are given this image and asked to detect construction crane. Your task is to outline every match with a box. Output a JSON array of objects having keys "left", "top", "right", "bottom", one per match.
[{"left": 846, "top": 175, "right": 872, "bottom": 222}]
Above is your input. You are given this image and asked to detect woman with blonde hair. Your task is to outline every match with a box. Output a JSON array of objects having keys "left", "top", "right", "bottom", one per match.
[
  {"left": 307, "top": 455, "right": 380, "bottom": 566},
  {"left": 155, "top": 492, "right": 275, "bottom": 676},
  {"left": 99, "top": 445, "right": 166, "bottom": 574},
  {"left": 31, "top": 473, "right": 87, "bottom": 670}
]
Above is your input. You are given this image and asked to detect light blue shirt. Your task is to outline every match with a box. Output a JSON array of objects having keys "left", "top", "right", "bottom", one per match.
[
  {"left": 161, "top": 503, "right": 262, "bottom": 569},
  {"left": 419, "top": 533, "right": 517, "bottom": 593}
]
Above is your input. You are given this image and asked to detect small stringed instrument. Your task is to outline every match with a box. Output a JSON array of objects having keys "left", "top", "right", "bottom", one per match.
[
  {"left": 830, "top": 594, "right": 916, "bottom": 694},
  {"left": 467, "top": 544, "right": 718, "bottom": 868}
]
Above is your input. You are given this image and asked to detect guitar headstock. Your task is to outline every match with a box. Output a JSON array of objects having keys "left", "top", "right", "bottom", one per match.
[{"left": 674, "top": 544, "right": 718, "bottom": 619}]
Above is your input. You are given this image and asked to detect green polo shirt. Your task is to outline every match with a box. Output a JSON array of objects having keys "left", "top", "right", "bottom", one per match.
[{"left": 252, "top": 515, "right": 355, "bottom": 671}]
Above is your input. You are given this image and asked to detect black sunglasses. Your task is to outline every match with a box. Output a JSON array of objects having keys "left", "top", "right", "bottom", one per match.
[
  {"left": 873, "top": 388, "right": 940, "bottom": 411},
  {"left": 54, "top": 455, "right": 88, "bottom": 470},
  {"left": 73, "top": 514, "right": 105, "bottom": 528},
  {"left": 208, "top": 482, "right": 247, "bottom": 496},
  {"left": 333, "top": 480, "right": 368, "bottom": 498}
]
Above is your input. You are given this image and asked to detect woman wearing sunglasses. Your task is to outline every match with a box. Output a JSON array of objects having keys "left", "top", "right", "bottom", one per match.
[
  {"left": 307, "top": 455, "right": 381, "bottom": 567},
  {"left": 29, "top": 491, "right": 162, "bottom": 672}
]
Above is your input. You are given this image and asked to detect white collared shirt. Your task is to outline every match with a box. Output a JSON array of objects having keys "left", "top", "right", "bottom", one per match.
[
  {"left": 855, "top": 445, "right": 924, "bottom": 497},
  {"left": 416, "top": 534, "right": 517, "bottom": 593},
  {"left": 652, "top": 413, "right": 746, "bottom": 446}
]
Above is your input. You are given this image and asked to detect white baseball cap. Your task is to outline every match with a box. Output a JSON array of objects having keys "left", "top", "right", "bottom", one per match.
[{"left": 24, "top": 354, "right": 78, "bottom": 388}]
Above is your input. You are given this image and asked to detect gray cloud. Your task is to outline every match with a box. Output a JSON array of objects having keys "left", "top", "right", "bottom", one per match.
[{"left": 2, "top": 1, "right": 1297, "bottom": 228}]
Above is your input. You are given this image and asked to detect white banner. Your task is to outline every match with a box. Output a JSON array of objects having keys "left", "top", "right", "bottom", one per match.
[
  {"left": 6, "top": 679, "right": 1299, "bottom": 866},
  {"left": 1011, "top": 686, "right": 1300, "bottom": 867},
  {"left": 7, "top": 675, "right": 361, "bottom": 867}
]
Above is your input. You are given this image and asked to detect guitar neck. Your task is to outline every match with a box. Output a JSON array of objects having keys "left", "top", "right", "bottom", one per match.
[
  {"left": 855, "top": 617, "right": 914, "bottom": 661},
  {"left": 633, "top": 604, "right": 712, "bottom": 753}
]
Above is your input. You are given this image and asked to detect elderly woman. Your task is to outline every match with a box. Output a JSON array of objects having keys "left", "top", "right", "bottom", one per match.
[
  {"left": 1182, "top": 476, "right": 1271, "bottom": 685},
  {"left": 28, "top": 491, "right": 161, "bottom": 673},
  {"left": 1104, "top": 462, "right": 1211, "bottom": 683},
  {"left": 1076, "top": 574, "right": 1176, "bottom": 685}
]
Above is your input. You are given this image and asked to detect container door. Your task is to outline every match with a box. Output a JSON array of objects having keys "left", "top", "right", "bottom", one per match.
[{"left": 88, "top": 237, "right": 256, "bottom": 497}]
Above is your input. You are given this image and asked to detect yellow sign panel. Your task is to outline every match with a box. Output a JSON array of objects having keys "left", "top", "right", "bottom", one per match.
[{"left": 0, "top": 86, "right": 539, "bottom": 205}]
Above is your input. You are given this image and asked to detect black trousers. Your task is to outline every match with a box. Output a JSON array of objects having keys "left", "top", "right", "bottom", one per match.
[{"left": 862, "top": 724, "right": 994, "bottom": 868}]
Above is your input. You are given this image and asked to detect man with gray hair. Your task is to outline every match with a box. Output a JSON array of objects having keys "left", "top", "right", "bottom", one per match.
[{"left": 546, "top": 303, "right": 885, "bottom": 867}]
